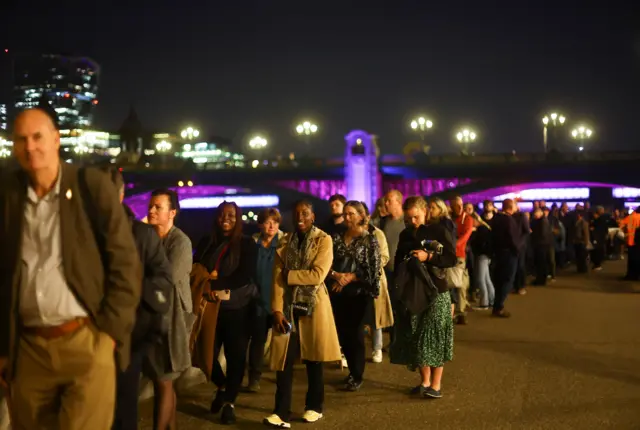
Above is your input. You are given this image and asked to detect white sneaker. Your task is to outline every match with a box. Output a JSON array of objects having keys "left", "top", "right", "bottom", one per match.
[
  {"left": 341, "top": 354, "right": 348, "bottom": 368},
  {"left": 302, "top": 410, "right": 324, "bottom": 423},
  {"left": 263, "top": 414, "right": 291, "bottom": 428},
  {"left": 372, "top": 350, "right": 383, "bottom": 363}
]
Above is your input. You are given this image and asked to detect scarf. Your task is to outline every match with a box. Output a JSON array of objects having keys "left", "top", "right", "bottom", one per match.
[{"left": 283, "top": 227, "right": 319, "bottom": 324}]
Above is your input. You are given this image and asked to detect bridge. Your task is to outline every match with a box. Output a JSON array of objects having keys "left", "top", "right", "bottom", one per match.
[{"left": 123, "top": 139, "right": 640, "bottom": 221}]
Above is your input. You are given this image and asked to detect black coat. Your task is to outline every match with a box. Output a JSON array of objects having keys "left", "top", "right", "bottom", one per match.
[{"left": 394, "top": 221, "right": 457, "bottom": 290}]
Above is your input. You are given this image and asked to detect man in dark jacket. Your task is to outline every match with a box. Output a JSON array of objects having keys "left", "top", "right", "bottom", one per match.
[
  {"left": 490, "top": 199, "right": 520, "bottom": 318},
  {"left": 530, "top": 208, "right": 553, "bottom": 285},
  {"left": 512, "top": 202, "right": 530, "bottom": 294},
  {"left": 590, "top": 206, "right": 608, "bottom": 270},
  {"left": 101, "top": 166, "right": 174, "bottom": 430}
]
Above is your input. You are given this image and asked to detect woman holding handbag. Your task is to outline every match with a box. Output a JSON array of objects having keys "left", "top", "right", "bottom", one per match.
[
  {"left": 264, "top": 200, "right": 341, "bottom": 429},
  {"left": 328, "top": 201, "right": 382, "bottom": 392},
  {"left": 192, "top": 201, "right": 257, "bottom": 425}
]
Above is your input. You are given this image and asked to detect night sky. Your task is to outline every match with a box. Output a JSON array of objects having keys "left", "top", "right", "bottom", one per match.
[{"left": 2, "top": 1, "right": 639, "bottom": 156}]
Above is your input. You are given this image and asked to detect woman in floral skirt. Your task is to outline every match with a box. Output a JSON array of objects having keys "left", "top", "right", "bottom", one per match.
[{"left": 390, "top": 196, "right": 456, "bottom": 399}]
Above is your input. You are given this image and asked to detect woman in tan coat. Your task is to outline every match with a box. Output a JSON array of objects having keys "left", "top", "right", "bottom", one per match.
[
  {"left": 264, "top": 200, "right": 341, "bottom": 428},
  {"left": 370, "top": 223, "right": 395, "bottom": 362}
]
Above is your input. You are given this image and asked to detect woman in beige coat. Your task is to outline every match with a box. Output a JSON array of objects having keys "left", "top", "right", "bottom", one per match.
[
  {"left": 370, "top": 224, "right": 395, "bottom": 362},
  {"left": 264, "top": 200, "right": 341, "bottom": 428}
]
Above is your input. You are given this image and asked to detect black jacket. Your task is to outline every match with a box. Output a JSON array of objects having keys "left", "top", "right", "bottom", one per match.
[
  {"left": 531, "top": 217, "right": 553, "bottom": 247},
  {"left": 394, "top": 221, "right": 457, "bottom": 292},
  {"left": 491, "top": 213, "right": 520, "bottom": 255},
  {"left": 124, "top": 205, "right": 174, "bottom": 347}
]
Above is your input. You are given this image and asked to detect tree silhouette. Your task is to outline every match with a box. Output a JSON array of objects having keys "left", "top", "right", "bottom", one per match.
[{"left": 118, "top": 105, "right": 142, "bottom": 153}]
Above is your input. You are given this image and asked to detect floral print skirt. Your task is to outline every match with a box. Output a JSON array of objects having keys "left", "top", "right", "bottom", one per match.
[{"left": 390, "top": 292, "right": 454, "bottom": 369}]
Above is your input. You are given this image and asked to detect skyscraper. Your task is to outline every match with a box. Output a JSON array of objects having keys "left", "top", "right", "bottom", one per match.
[
  {"left": 13, "top": 54, "right": 99, "bottom": 129},
  {"left": 0, "top": 104, "right": 7, "bottom": 131}
]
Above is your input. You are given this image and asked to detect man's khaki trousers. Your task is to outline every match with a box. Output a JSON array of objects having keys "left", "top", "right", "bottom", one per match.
[{"left": 10, "top": 324, "right": 115, "bottom": 430}]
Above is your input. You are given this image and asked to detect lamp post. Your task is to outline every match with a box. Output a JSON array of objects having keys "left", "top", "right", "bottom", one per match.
[
  {"left": 571, "top": 125, "right": 593, "bottom": 152},
  {"left": 295, "top": 121, "right": 318, "bottom": 145},
  {"left": 180, "top": 126, "right": 200, "bottom": 140},
  {"left": 455, "top": 128, "right": 477, "bottom": 154},
  {"left": 541, "top": 112, "right": 566, "bottom": 153},
  {"left": 409, "top": 116, "right": 434, "bottom": 155},
  {"left": 409, "top": 116, "right": 434, "bottom": 141},
  {"left": 249, "top": 135, "right": 268, "bottom": 165}
]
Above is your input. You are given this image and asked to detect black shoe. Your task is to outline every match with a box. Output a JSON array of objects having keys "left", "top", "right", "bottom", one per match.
[
  {"left": 220, "top": 404, "right": 236, "bottom": 425},
  {"left": 210, "top": 390, "right": 226, "bottom": 414},
  {"left": 344, "top": 379, "right": 363, "bottom": 392},
  {"left": 410, "top": 385, "right": 429, "bottom": 395},
  {"left": 423, "top": 387, "right": 442, "bottom": 399},
  {"left": 343, "top": 374, "right": 354, "bottom": 385}
]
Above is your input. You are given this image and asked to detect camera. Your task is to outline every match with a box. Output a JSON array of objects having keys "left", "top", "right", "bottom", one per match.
[{"left": 420, "top": 239, "right": 444, "bottom": 255}]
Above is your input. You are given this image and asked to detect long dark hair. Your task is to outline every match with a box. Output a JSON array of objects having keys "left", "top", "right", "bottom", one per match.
[{"left": 211, "top": 201, "right": 243, "bottom": 246}]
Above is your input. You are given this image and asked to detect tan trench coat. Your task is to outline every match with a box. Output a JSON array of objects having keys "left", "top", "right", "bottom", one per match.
[
  {"left": 269, "top": 228, "right": 342, "bottom": 371},
  {"left": 372, "top": 227, "right": 394, "bottom": 330}
]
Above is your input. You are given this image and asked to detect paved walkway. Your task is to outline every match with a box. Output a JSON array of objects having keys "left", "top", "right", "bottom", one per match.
[{"left": 139, "top": 261, "right": 640, "bottom": 429}]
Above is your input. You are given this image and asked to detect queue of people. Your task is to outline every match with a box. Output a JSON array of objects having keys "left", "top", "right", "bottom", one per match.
[{"left": 1, "top": 106, "right": 638, "bottom": 429}]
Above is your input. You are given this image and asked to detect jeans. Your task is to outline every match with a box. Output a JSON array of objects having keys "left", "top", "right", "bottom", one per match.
[
  {"left": 247, "top": 310, "right": 272, "bottom": 384},
  {"left": 274, "top": 331, "right": 324, "bottom": 422},
  {"left": 474, "top": 255, "right": 495, "bottom": 308},
  {"left": 513, "top": 249, "right": 527, "bottom": 292},
  {"left": 332, "top": 293, "right": 370, "bottom": 383},
  {"left": 493, "top": 250, "right": 518, "bottom": 313},
  {"left": 372, "top": 328, "right": 383, "bottom": 352}
]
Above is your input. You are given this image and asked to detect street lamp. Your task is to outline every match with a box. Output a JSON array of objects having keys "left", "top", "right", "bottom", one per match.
[
  {"left": 155, "top": 140, "right": 172, "bottom": 152},
  {"left": 456, "top": 128, "right": 477, "bottom": 155},
  {"left": 295, "top": 121, "right": 319, "bottom": 147},
  {"left": 180, "top": 126, "right": 200, "bottom": 140},
  {"left": 541, "top": 112, "right": 566, "bottom": 152},
  {"left": 409, "top": 116, "right": 434, "bottom": 146},
  {"left": 571, "top": 125, "right": 593, "bottom": 152},
  {"left": 249, "top": 135, "right": 268, "bottom": 151}
]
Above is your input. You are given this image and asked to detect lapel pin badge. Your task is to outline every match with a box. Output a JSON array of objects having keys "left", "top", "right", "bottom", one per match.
[{"left": 65, "top": 189, "right": 73, "bottom": 200}]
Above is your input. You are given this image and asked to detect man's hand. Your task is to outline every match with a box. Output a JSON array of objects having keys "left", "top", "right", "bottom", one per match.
[{"left": 0, "top": 356, "right": 9, "bottom": 389}]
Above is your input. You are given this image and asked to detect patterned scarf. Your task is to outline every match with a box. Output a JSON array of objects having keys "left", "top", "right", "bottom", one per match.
[{"left": 283, "top": 227, "right": 319, "bottom": 324}]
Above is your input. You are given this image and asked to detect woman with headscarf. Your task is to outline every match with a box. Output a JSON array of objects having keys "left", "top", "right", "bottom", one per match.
[{"left": 264, "top": 200, "right": 341, "bottom": 428}]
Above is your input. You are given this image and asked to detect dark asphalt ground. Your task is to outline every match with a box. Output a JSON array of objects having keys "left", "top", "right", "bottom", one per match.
[{"left": 139, "top": 261, "right": 640, "bottom": 430}]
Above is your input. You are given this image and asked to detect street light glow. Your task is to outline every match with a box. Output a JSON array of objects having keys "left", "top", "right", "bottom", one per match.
[
  {"left": 181, "top": 126, "right": 200, "bottom": 141},
  {"left": 571, "top": 125, "right": 593, "bottom": 140},
  {"left": 249, "top": 135, "right": 268, "bottom": 150},
  {"left": 542, "top": 116, "right": 549, "bottom": 125},
  {"left": 456, "top": 127, "right": 477, "bottom": 143},
  {"left": 296, "top": 121, "right": 319, "bottom": 136},
  {"left": 409, "top": 116, "right": 434, "bottom": 134},
  {"left": 155, "top": 140, "right": 172, "bottom": 152}
]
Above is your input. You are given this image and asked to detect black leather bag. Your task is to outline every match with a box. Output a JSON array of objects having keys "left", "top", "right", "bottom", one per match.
[{"left": 394, "top": 257, "right": 440, "bottom": 315}]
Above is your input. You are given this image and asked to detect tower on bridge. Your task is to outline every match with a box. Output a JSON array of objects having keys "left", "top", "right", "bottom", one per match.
[{"left": 344, "top": 130, "right": 380, "bottom": 209}]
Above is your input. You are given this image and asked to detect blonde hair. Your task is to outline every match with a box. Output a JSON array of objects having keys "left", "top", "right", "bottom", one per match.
[
  {"left": 403, "top": 196, "right": 428, "bottom": 212},
  {"left": 428, "top": 197, "right": 450, "bottom": 222}
]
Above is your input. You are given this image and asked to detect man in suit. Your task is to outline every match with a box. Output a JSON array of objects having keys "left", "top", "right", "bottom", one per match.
[{"left": 0, "top": 108, "right": 142, "bottom": 430}]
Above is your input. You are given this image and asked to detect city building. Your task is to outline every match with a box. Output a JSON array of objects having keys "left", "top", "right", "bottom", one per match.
[
  {"left": 0, "top": 103, "right": 7, "bottom": 131},
  {"left": 179, "top": 140, "right": 245, "bottom": 168},
  {"left": 13, "top": 54, "right": 99, "bottom": 129}
]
